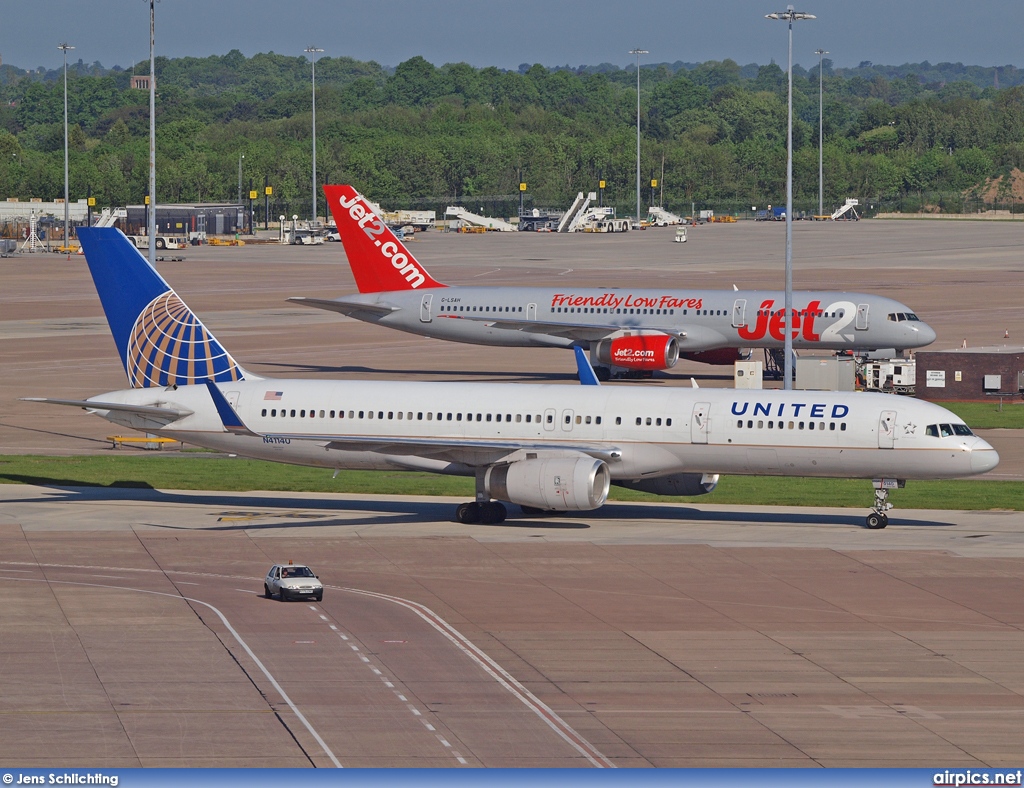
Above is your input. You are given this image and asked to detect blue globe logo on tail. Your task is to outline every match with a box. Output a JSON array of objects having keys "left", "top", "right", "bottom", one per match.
[{"left": 127, "top": 291, "right": 242, "bottom": 387}]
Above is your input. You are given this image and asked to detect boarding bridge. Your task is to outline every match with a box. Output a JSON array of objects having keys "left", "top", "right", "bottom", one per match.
[
  {"left": 557, "top": 192, "right": 596, "bottom": 232},
  {"left": 830, "top": 198, "right": 860, "bottom": 221},
  {"left": 444, "top": 206, "right": 517, "bottom": 232},
  {"left": 93, "top": 207, "right": 127, "bottom": 228},
  {"left": 648, "top": 206, "right": 683, "bottom": 226}
]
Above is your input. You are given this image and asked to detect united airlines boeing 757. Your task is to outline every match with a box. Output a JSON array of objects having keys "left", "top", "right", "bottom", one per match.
[
  {"left": 25, "top": 228, "right": 995, "bottom": 529},
  {"left": 288, "top": 185, "right": 936, "bottom": 379}
]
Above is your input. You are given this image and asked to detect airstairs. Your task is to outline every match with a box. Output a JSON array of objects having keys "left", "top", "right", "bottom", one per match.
[
  {"left": 93, "top": 207, "right": 127, "bottom": 228},
  {"left": 444, "top": 206, "right": 516, "bottom": 232},
  {"left": 558, "top": 191, "right": 596, "bottom": 232},
  {"left": 830, "top": 199, "right": 860, "bottom": 221},
  {"left": 648, "top": 206, "right": 684, "bottom": 226}
]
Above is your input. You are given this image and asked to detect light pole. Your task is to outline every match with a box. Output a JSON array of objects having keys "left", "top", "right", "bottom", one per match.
[
  {"left": 58, "top": 42, "right": 74, "bottom": 258},
  {"left": 237, "top": 152, "right": 245, "bottom": 234},
  {"left": 814, "top": 48, "right": 829, "bottom": 218},
  {"left": 629, "top": 48, "right": 648, "bottom": 227},
  {"left": 765, "top": 6, "right": 815, "bottom": 390},
  {"left": 237, "top": 153, "right": 245, "bottom": 204},
  {"left": 147, "top": 0, "right": 156, "bottom": 266},
  {"left": 305, "top": 46, "right": 324, "bottom": 225}
]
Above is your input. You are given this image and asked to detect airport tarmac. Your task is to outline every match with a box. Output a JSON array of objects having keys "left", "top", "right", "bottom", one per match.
[
  {"left": 2, "top": 485, "right": 1024, "bottom": 767},
  {"left": 1, "top": 219, "right": 1023, "bottom": 767}
]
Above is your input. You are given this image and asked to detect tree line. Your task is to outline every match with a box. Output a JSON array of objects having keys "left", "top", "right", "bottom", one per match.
[{"left": 1, "top": 50, "right": 1023, "bottom": 220}]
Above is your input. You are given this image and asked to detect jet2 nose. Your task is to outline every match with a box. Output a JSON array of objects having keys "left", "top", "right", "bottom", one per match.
[{"left": 912, "top": 321, "right": 937, "bottom": 347}]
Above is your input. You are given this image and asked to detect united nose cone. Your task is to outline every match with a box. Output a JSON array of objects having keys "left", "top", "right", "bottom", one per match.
[
  {"left": 914, "top": 321, "right": 937, "bottom": 347},
  {"left": 970, "top": 441, "right": 1000, "bottom": 474}
]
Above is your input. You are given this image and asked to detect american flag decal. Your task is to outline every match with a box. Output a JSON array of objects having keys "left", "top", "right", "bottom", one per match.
[{"left": 264, "top": 391, "right": 283, "bottom": 401}]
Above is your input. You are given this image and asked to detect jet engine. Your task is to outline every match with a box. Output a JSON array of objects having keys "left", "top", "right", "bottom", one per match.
[
  {"left": 594, "top": 333, "right": 679, "bottom": 371},
  {"left": 614, "top": 473, "right": 719, "bottom": 497},
  {"left": 486, "top": 457, "right": 610, "bottom": 511}
]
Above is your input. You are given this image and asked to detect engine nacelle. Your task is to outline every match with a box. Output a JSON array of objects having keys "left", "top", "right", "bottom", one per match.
[
  {"left": 486, "top": 457, "right": 611, "bottom": 511},
  {"left": 594, "top": 333, "right": 679, "bottom": 370},
  {"left": 678, "top": 348, "right": 749, "bottom": 366},
  {"left": 614, "top": 473, "right": 719, "bottom": 497}
]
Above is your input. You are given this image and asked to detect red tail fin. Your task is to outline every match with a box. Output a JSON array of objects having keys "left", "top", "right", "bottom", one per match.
[{"left": 324, "top": 184, "right": 445, "bottom": 293}]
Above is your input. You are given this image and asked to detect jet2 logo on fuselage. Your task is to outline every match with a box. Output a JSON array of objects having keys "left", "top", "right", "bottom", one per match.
[{"left": 737, "top": 299, "right": 858, "bottom": 343}]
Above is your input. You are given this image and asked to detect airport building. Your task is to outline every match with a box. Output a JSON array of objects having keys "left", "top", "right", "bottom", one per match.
[
  {"left": 125, "top": 203, "right": 246, "bottom": 237},
  {"left": 915, "top": 347, "right": 1024, "bottom": 401}
]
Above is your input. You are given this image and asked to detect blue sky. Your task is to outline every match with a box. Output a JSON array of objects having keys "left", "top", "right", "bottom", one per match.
[{"left": 7, "top": 0, "right": 1023, "bottom": 73}]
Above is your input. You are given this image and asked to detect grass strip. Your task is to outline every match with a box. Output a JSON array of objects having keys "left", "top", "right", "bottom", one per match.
[{"left": 1, "top": 454, "right": 1019, "bottom": 511}]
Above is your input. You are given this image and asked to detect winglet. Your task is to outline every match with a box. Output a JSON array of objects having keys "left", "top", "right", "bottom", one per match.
[
  {"left": 204, "top": 381, "right": 257, "bottom": 435},
  {"left": 574, "top": 346, "right": 601, "bottom": 386},
  {"left": 690, "top": 378, "right": 700, "bottom": 389},
  {"left": 324, "top": 184, "right": 446, "bottom": 293}
]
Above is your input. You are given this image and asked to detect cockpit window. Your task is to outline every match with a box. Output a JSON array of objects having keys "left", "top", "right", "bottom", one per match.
[
  {"left": 888, "top": 312, "right": 921, "bottom": 322},
  {"left": 927, "top": 423, "right": 974, "bottom": 438},
  {"left": 927, "top": 423, "right": 973, "bottom": 437}
]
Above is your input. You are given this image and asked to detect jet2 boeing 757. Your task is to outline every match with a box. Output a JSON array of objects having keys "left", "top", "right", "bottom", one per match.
[
  {"left": 288, "top": 184, "right": 936, "bottom": 380},
  {"left": 25, "top": 228, "right": 995, "bottom": 529}
]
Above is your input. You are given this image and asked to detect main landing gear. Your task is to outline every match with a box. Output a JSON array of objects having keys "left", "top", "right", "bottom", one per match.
[
  {"left": 866, "top": 479, "right": 901, "bottom": 529},
  {"left": 455, "top": 501, "right": 507, "bottom": 524},
  {"left": 455, "top": 469, "right": 507, "bottom": 524}
]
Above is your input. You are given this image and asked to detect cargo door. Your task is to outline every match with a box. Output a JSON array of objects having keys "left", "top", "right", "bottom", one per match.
[
  {"left": 691, "top": 402, "right": 711, "bottom": 444},
  {"left": 856, "top": 303, "right": 869, "bottom": 331},
  {"left": 420, "top": 293, "right": 433, "bottom": 323},
  {"left": 731, "top": 299, "right": 747, "bottom": 328},
  {"left": 878, "top": 410, "right": 897, "bottom": 449}
]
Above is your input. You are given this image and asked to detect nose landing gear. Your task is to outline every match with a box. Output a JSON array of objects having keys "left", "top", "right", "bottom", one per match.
[{"left": 866, "top": 479, "right": 902, "bottom": 529}]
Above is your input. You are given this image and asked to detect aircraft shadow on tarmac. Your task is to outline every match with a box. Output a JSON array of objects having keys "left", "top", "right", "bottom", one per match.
[{"left": 1, "top": 478, "right": 958, "bottom": 530}]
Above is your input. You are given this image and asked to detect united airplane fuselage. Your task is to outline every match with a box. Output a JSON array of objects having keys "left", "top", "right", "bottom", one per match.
[{"left": 89, "top": 380, "right": 996, "bottom": 483}]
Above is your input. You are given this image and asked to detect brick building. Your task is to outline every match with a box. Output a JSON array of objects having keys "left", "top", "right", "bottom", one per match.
[{"left": 915, "top": 347, "right": 1024, "bottom": 401}]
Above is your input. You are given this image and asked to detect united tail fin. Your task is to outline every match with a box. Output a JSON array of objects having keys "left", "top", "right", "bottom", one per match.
[
  {"left": 324, "top": 184, "right": 445, "bottom": 293},
  {"left": 76, "top": 227, "right": 248, "bottom": 388}
]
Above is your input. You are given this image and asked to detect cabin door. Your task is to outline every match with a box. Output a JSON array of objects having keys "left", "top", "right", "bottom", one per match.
[
  {"left": 856, "top": 303, "right": 870, "bottom": 331},
  {"left": 691, "top": 402, "right": 711, "bottom": 444},
  {"left": 878, "top": 410, "right": 897, "bottom": 449},
  {"left": 420, "top": 294, "right": 433, "bottom": 323},
  {"left": 731, "top": 299, "right": 747, "bottom": 328}
]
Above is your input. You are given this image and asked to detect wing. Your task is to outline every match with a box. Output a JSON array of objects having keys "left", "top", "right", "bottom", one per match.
[
  {"left": 203, "top": 382, "right": 622, "bottom": 467},
  {"left": 445, "top": 313, "right": 654, "bottom": 342},
  {"left": 286, "top": 432, "right": 623, "bottom": 466}
]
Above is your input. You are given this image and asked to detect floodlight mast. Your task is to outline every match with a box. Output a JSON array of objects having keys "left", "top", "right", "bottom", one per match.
[
  {"left": 147, "top": 0, "right": 156, "bottom": 266},
  {"left": 629, "top": 48, "right": 648, "bottom": 227},
  {"left": 59, "top": 43, "right": 74, "bottom": 259},
  {"left": 765, "top": 6, "right": 815, "bottom": 390},
  {"left": 815, "top": 48, "right": 829, "bottom": 218},
  {"left": 305, "top": 47, "right": 324, "bottom": 226}
]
